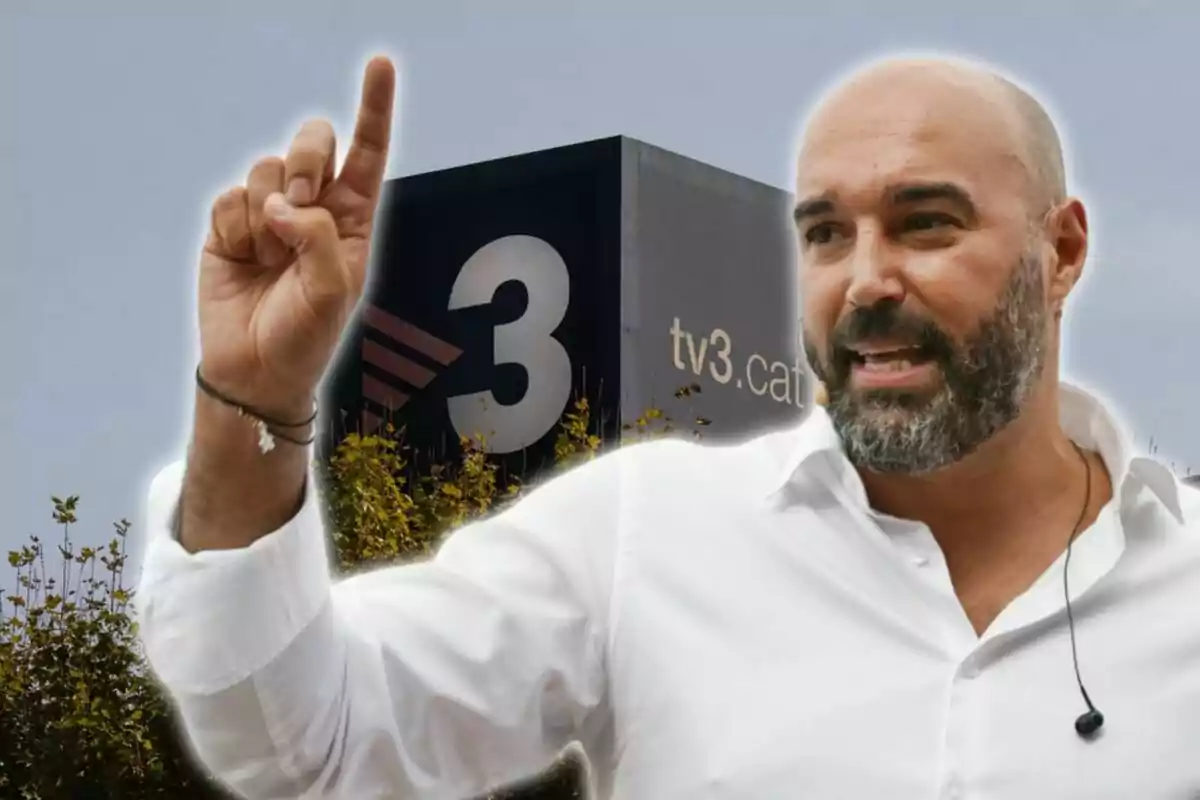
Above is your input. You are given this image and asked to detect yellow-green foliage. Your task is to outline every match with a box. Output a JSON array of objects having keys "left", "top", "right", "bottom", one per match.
[
  {"left": 326, "top": 395, "right": 680, "bottom": 568},
  {"left": 0, "top": 499, "right": 208, "bottom": 796}
]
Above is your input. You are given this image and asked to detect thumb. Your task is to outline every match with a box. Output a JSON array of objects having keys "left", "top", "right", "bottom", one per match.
[{"left": 263, "top": 192, "right": 346, "bottom": 306}]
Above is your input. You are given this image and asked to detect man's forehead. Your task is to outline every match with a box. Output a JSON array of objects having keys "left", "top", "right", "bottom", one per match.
[{"left": 794, "top": 61, "right": 1029, "bottom": 203}]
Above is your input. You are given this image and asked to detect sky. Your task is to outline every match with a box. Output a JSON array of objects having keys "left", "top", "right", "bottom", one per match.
[{"left": 3, "top": 1, "right": 1199, "bottom": 563}]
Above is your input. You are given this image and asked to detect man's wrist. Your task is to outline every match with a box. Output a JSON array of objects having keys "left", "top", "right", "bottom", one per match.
[
  {"left": 181, "top": 388, "right": 312, "bottom": 552},
  {"left": 195, "top": 362, "right": 317, "bottom": 429},
  {"left": 194, "top": 383, "right": 312, "bottom": 445}
]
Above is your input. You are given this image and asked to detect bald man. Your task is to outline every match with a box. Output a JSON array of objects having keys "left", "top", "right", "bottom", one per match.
[{"left": 137, "top": 55, "right": 1200, "bottom": 799}]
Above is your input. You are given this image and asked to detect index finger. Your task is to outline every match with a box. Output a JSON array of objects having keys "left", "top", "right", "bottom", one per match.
[{"left": 337, "top": 55, "right": 396, "bottom": 202}]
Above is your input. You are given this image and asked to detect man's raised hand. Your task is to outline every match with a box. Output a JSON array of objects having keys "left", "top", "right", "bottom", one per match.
[{"left": 196, "top": 56, "right": 396, "bottom": 420}]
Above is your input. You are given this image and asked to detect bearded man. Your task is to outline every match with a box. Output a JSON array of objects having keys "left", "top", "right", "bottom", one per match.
[{"left": 136, "top": 55, "right": 1200, "bottom": 799}]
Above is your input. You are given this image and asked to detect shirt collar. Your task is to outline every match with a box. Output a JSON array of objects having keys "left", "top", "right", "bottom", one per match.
[
  {"left": 767, "top": 403, "right": 843, "bottom": 494},
  {"left": 768, "top": 382, "right": 1186, "bottom": 525}
]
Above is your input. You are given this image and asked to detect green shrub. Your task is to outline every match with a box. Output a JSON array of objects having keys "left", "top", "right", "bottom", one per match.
[{"left": 0, "top": 498, "right": 210, "bottom": 797}]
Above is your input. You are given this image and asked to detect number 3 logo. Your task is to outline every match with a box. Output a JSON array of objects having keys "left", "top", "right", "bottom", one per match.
[{"left": 447, "top": 235, "right": 573, "bottom": 454}]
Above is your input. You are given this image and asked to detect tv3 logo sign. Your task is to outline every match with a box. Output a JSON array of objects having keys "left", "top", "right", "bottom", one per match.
[{"left": 360, "top": 235, "right": 572, "bottom": 455}]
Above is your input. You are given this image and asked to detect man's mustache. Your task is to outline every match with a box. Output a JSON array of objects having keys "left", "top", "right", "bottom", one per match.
[{"left": 826, "top": 300, "right": 956, "bottom": 381}]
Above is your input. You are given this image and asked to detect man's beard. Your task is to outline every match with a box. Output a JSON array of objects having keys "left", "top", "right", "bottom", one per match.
[{"left": 804, "top": 251, "right": 1050, "bottom": 475}]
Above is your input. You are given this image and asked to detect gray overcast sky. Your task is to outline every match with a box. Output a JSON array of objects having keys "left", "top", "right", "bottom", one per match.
[{"left": 3, "top": 2, "right": 1199, "bottom": 560}]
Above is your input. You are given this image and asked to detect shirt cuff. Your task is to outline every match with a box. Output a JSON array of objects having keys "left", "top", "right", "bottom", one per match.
[{"left": 135, "top": 460, "right": 333, "bottom": 696}]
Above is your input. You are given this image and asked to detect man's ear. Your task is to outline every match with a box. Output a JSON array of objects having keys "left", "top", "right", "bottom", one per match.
[{"left": 1045, "top": 198, "right": 1089, "bottom": 315}]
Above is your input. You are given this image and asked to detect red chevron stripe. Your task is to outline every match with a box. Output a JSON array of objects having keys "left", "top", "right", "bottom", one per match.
[
  {"left": 362, "top": 339, "right": 437, "bottom": 388},
  {"left": 362, "top": 373, "right": 411, "bottom": 412},
  {"left": 363, "top": 304, "right": 462, "bottom": 366},
  {"left": 360, "top": 409, "right": 385, "bottom": 435}
]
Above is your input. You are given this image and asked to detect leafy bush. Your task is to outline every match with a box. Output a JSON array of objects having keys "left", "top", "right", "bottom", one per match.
[{"left": 1, "top": 395, "right": 682, "bottom": 799}]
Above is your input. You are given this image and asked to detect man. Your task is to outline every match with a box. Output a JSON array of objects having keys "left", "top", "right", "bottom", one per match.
[{"left": 137, "top": 54, "right": 1200, "bottom": 799}]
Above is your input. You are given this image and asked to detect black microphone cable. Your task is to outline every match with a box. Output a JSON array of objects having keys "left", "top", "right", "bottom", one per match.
[{"left": 1065, "top": 442, "right": 1103, "bottom": 740}]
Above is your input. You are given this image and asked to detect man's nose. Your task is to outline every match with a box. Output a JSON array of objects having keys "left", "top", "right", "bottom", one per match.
[{"left": 843, "top": 229, "right": 904, "bottom": 309}]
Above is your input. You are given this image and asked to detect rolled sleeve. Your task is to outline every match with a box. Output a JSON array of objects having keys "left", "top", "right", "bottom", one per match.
[{"left": 136, "top": 461, "right": 333, "bottom": 695}]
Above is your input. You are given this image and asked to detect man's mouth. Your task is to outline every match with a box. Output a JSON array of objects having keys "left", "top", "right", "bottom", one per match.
[{"left": 847, "top": 344, "right": 933, "bottom": 373}]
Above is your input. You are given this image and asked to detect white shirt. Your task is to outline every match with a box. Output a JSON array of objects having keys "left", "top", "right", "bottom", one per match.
[{"left": 136, "top": 384, "right": 1200, "bottom": 800}]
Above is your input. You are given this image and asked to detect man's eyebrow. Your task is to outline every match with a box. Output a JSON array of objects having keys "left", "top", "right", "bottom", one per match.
[
  {"left": 792, "top": 193, "right": 835, "bottom": 224},
  {"left": 887, "top": 181, "right": 978, "bottom": 220},
  {"left": 792, "top": 182, "right": 980, "bottom": 225}
]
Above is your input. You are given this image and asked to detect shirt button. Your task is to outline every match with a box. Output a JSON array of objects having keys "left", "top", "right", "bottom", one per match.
[{"left": 912, "top": 555, "right": 929, "bottom": 566}]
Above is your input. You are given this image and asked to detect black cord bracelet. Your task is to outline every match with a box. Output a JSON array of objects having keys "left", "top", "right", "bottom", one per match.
[
  {"left": 265, "top": 427, "right": 317, "bottom": 447},
  {"left": 195, "top": 366, "right": 318, "bottom": 428},
  {"left": 195, "top": 366, "right": 318, "bottom": 452}
]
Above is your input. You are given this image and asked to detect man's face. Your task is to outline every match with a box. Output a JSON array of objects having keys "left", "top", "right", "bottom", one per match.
[{"left": 797, "top": 69, "right": 1053, "bottom": 474}]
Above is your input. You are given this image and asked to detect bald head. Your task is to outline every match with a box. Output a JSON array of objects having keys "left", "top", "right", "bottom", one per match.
[
  {"left": 991, "top": 73, "right": 1067, "bottom": 210},
  {"left": 801, "top": 57, "right": 1066, "bottom": 217}
]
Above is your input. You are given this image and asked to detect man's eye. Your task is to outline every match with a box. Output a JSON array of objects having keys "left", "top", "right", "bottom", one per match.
[
  {"left": 804, "top": 223, "right": 840, "bottom": 245},
  {"left": 903, "top": 212, "right": 957, "bottom": 232}
]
